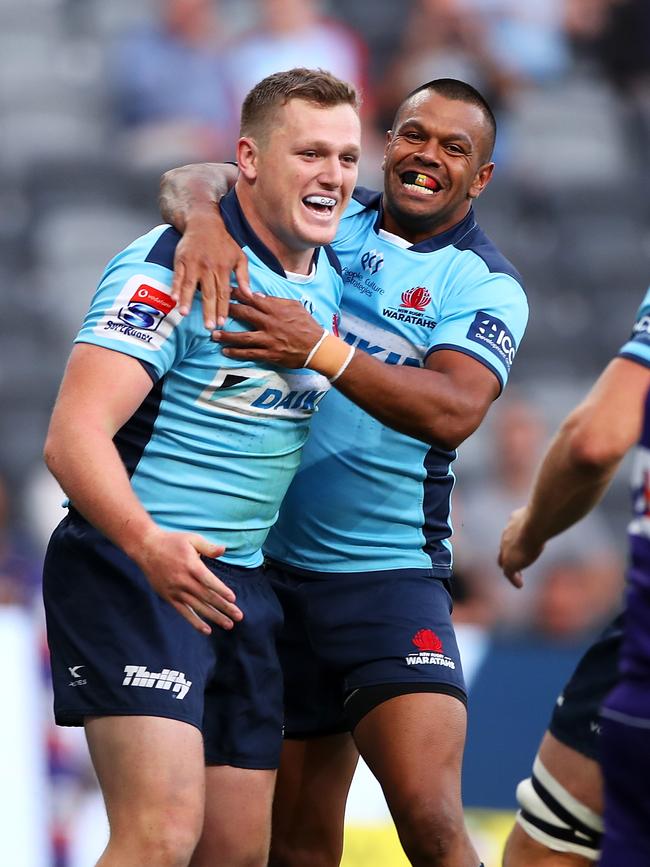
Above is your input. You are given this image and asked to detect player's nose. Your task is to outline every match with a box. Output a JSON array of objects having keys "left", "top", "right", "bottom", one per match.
[{"left": 318, "top": 155, "right": 344, "bottom": 188}]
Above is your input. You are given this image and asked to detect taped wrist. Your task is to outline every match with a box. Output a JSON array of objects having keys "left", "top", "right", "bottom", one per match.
[{"left": 304, "top": 330, "right": 355, "bottom": 382}]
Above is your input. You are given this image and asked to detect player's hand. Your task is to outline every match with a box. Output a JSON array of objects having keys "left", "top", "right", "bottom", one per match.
[
  {"left": 171, "top": 208, "right": 252, "bottom": 330},
  {"left": 498, "top": 507, "right": 545, "bottom": 588},
  {"left": 213, "top": 291, "right": 325, "bottom": 368},
  {"left": 135, "top": 528, "right": 243, "bottom": 634}
]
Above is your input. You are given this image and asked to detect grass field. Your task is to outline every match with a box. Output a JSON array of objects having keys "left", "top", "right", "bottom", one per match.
[{"left": 342, "top": 809, "right": 515, "bottom": 867}]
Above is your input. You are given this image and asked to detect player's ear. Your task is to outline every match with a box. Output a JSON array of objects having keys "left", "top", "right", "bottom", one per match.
[
  {"left": 237, "top": 136, "right": 259, "bottom": 180},
  {"left": 468, "top": 161, "right": 494, "bottom": 200}
]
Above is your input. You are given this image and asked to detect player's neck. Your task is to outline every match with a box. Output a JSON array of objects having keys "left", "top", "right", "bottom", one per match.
[
  {"left": 381, "top": 199, "right": 471, "bottom": 245},
  {"left": 237, "top": 194, "right": 314, "bottom": 276}
]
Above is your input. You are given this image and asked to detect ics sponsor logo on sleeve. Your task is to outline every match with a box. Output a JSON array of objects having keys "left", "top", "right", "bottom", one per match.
[{"left": 467, "top": 311, "right": 517, "bottom": 370}]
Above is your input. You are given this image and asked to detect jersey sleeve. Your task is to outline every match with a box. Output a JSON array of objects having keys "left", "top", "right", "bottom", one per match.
[
  {"left": 425, "top": 269, "right": 529, "bottom": 391},
  {"left": 618, "top": 286, "right": 650, "bottom": 369},
  {"left": 73, "top": 228, "right": 194, "bottom": 381}
]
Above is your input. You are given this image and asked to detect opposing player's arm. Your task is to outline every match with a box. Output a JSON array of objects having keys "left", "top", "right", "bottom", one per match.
[
  {"left": 159, "top": 162, "right": 249, "bottom": 327},
  {"left": 216, "top": 292, "right": 499, "bottom": 448},
  {"left": 44, "top": 343, "right": 243, "bottom": 633},
  {"left": 499, "top": 356, "right": 650, "bottom": 587}
]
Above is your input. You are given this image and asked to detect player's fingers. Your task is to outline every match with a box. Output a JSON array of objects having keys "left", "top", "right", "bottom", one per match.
[
  {"left": 175, "top": 262, "right": 198, "bottom": 317},
  {"left": 505, "top": 569, "right": 524, "bottom": 589},
  {"left": 233, "top": 254, "right": 251, "bottom": 297},
  {"left": 226, "top": 302, "right": 269, "bottom": 328},
  {"left": 199, "top": 270, "right": 218, "bottom": 331},
  {"left": 171, "top": 260, "right": 189, "bottom": 315},
  {"left": 216, "top": 328, "right": 270, "bottom": 349},
  {"left": 189, "top": 534, "right": 226, "bottom": 560},
  {"left": 191, "top": 565, "right": 243, "bottom": 621},
  {"left": 215, "top": 267, "right": 234, "bottom": 327},
  {"left": 179, "top": 592, "right": 238, "bottom": 631},
  {"left": 170, "top": 598, "right": 213, "bottom": 635}
]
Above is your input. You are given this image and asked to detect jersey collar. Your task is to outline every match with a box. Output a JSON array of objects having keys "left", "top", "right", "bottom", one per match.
[{"left": 372, "top": 198, "right": 478, "bottom": 253}]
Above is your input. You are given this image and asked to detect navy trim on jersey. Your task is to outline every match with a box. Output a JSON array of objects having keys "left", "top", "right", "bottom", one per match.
[
  {"left": 352, "top": 186, "right": 382, "bottom": 210},
  {"left": 351, "top": 189, "right": 525, "bottom": 285},
  {"left": 455, "top": 222, "right": 524, "bottom": 284},
  {"left": 145, "top": 226, "right": 181, "bottom": 271},
  {"left": 618, "top": 351, "right": 650, "bottom": 370},
  {"left": 422, "top": 446, "right": 455, "bottom": 571},
  {"left": 219, "top": 189, "right": 325, "bottom": 279},
  {"left": 113, "top": 377, "right": 165, "bottom": 478},
  {"left": 323, "top": 244, "right": 343, "bottom": 276},
  {"left": 425, "top": 343, "right": 505, "bottom": 391}
]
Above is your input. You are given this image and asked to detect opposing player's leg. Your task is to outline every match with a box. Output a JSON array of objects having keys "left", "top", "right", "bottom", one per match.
[
  {"left": 192, "top": 766, "right": 277, "bottom": 867},
  {"left": 85, "top": 715, "right": 205, "bottom": 866},
  {"left": 269, "top": 734, "right": 360, "bottom": 867},
  {"left": 502, "top": 733, "right": 602, "bottom": 867},
  {"left": 502, "top": 616, "right": 622, "bottom": 866},
  {"left": 351, "top": 691, "right": 479, "bottom": 867}
]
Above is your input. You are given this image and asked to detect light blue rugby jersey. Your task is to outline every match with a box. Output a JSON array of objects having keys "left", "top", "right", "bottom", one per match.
[
  {"left": 73, "top": 188, "right": 343, "bottom": 567},
  {"left": 618, "top": 286, "right": 650, "bottom": 368},
  {"left": 265, "top": 187, "right": 529, "bottom": 575}
]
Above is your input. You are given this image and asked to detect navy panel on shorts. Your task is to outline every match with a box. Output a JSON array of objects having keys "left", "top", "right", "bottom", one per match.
[
  {"left": 265, "top": 560, "right": 466, "bottom": 737},
  {"left": 549, "top": 613, "right": 623, "bottom": 760},
  {"left": 43, "top": 511, "right": 284, "bottom": 769}
]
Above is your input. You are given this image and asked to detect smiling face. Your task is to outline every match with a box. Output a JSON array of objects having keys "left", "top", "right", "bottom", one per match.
[
  {"left": 236, "top": 98, "right": 361, "bottom": 274},
  {"left": 382, "top": 90, "right": 495, "bottom": 244}
]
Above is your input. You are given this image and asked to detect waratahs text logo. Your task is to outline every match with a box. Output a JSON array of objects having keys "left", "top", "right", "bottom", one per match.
[
  {"left": 400, "top": 287, "right": 431, "bottom": 312},
  {"left": 405, "top": 628, "right": 456, "bottom": 668}
]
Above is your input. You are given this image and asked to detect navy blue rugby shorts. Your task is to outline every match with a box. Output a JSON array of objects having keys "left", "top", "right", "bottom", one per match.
[
  {"left": 549, "top": 612, "right": 623, "bottom": 760},
  {"left": 265, "top": 559, "right": 467, "bottom": 737},
  {"left": 43, "top": 511, "right": 284, "bottom": 769}
]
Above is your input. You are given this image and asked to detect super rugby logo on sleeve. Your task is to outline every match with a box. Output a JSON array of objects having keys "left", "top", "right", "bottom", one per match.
[
  {"left": 94, "top": 274, "right": 180, "bottom": 349},
  {"left": 467, "top": 312, "right": 517, "bottom": 370}
]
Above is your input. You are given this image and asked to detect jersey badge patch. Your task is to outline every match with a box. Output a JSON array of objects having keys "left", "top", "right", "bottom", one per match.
[
  {"left": 94, "top": 274, "right": 180, "bottom": 350},
  {"left": 467, "top": 311, "right": 517, "bottom": 370},
  {"left": 631, "top": 307, "right": 650, "bottom": 345}
]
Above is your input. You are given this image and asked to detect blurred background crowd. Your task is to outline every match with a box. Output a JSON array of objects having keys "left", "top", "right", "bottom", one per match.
[{"left": 2, "top": 0, "right": 650, "bottom": 864}]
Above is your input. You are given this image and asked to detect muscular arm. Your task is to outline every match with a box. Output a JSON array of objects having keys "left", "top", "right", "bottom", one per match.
[
  {"left": 44, "top": 343, "right": 243, "bottom": 632},
  {"left": 159, "top": 163, "right": 249, "bottom": 327},
  {"left": 330, "top": 347, "right": 498, "bottom": 448},
  {"left": 499, "top": 357, "right": 650, "bottom": 586},
  {"left": 217, "top": 293, "right": 499, "bottom": 448}
]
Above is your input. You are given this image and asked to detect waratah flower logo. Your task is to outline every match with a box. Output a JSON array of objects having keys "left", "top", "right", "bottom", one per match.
[
  {"left": 412, "top": 629, "right": 443, "bottom": 653},
  {"left": 400, "top": 286, "right": 431, "bottom": 311}
]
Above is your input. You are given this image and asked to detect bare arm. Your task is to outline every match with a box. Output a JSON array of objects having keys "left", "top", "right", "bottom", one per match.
[
  {"left": 44, "top": 343, "right": 243, "bottom": 633},
  {"left": 499, "top": 357, "right": 650, "bottom": 587},
  {"left": 159, "top": 162, "right": 250, "bottom": 328},
  {"left": 217, "top": 293, "right": 499, "bottom": 448}
]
